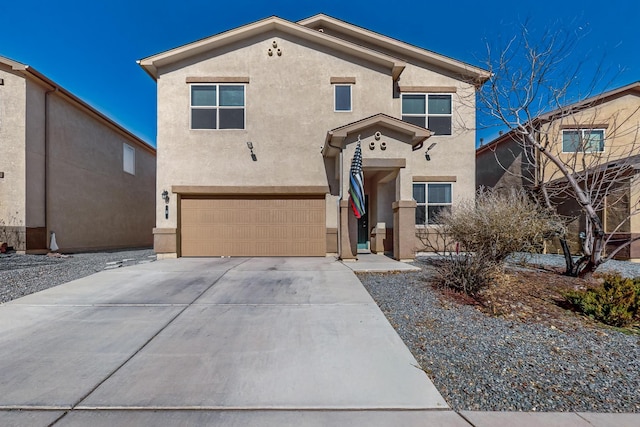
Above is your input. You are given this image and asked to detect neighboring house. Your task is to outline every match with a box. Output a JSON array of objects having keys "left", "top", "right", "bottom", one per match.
[
  {"left": 138, "top": 14, "right": 490, "bottom": 260},
  {"left": 476, "top": 82, "right": 640, "bottom": 260},
  {"left": 0, "top": 55, "right": 156, "bottom": 253}
]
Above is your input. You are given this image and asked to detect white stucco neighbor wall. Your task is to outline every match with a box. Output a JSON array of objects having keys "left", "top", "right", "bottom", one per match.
[
  {"left": 0, "top": 66, "right": 27, "bottom": 248},
  {"left": 1, "top": 59, "right": 156, "bottom": 252},
  {"left": 44, "top": 93, "right": 156, "bottom": 252}
]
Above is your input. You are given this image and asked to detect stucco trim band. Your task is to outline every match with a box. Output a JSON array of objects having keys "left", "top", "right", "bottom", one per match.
[
  {"left": 392, "top": 200, "right": 417, "bottom": 209},
  {"left": 412, "top": 176, "right": 457, "bottom": 182},
  {"left": 558, "top": 123, "right": 609, "bottom": 130},
  {"left": 186, "top": 77, "right": 250, "bottom": 83},
  {"left": 362, "top": 158, "right": 406, "bottom": 169},
  {"left": 330, "top": 77, "right": 356, "bottom": 84},
  {"left": 172, "top": 185, "right": 329, "bottom": 196},
  {"left": 398, "top": 86, "right": 457, "bottom": 93}
]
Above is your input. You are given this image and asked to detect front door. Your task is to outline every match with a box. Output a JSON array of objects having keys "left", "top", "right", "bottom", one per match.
[{"left": 357, "top": 195, "right": 369, "bottom": 250}]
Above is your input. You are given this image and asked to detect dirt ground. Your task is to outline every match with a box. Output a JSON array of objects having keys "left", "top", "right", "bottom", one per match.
[{"left": 438, "top": 264, "right": 638, "bottom": 333}]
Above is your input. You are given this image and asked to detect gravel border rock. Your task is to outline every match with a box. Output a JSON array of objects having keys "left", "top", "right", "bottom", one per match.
[
  {"left": 359, "top": 259, "right": 640, "bottom": 412},
  {"left": 508, "top": 252, "right": 640, "bottom": 278},
  {"left": 0, "top": 249, "right": 155, "bottom": 303}
]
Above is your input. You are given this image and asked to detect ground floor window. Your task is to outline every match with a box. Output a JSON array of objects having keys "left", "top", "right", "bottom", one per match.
[{"left": 413, "top": 183, "right": 452, "bottom": 224}]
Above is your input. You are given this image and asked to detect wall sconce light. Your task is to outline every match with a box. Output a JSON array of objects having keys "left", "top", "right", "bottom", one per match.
[
  {"left": 161, "top": 190, "right": 170, "bottom": 204},
  {"left": 425, "top": 142, "right": 437, "bottom": 161},
  {"left": 246, "top": 141, "right": 257, "bottom": 161}
]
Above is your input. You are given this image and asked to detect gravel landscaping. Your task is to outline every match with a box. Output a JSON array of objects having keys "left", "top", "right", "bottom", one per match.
[
  {"left": 0, "top": 249, "right": 155, "bottom": 303},
  {"left": 2, "top": 249, "right": 639, "bottom": 411},
  {"left": 359, "top": 254, "right": 640, "bottom": 412}
]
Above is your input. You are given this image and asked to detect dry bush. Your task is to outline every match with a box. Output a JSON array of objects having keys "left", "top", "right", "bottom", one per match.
[
  {"left": 439, "top": 188, "right": 565, "bottom": 262},
  {"left": 429, "top": 253, "right": 502, "bottom": 296},
  {"left": 419, "top": 189, "right": 565, "bottom": 295}
]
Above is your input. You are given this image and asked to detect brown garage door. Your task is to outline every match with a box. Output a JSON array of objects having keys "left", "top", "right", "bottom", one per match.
[{"left": 180, "top": 197, "right": 326, "bottom": 256}]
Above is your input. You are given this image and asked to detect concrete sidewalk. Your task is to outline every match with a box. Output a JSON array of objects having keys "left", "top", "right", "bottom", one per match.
[
  {"left": 342, "top": 252, "right": 421, "bottom": 273},
  {"left": 0, "top": 256, "right": 638, "bottom": 426}
]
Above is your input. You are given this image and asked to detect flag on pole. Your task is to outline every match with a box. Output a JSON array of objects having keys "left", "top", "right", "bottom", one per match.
[{"left": 349, "top": 139, "right": 366, "bottom": 218}]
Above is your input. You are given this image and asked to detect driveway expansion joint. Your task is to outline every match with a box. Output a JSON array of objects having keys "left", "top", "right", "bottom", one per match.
[{"left": 69, "top": 260, "right": 244, "bottom": 412}]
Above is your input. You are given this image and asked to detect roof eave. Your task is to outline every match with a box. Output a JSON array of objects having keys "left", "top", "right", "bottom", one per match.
[
  {"left": 298, "top": 14, "right": 490, "bottom": 83},
  {"left": 323, "top": 113, "right": 432, "bottom": 156},
  {"left": 138, "top": 17, "right": 404, "bottom": 81}
]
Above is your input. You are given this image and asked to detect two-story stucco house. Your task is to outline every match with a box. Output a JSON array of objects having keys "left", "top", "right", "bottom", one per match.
[
  {"left": 477, "top": 82, "right": 640, "bottom": 260},
  {"left": 0, "top": 55, "right": 156, "bottom": 253},
  {"left": 139, "top": 14, "right": 490, "bottom": 260}
]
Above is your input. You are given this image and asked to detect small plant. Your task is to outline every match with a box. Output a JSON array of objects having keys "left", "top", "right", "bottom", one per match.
[{"left": 564, "top": 275, "right": 640, "bottom": 327}]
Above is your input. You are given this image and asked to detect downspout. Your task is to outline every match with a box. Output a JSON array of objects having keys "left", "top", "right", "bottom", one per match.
[{"left": 338, "top": 149, "right": 343, "bottom": 259}]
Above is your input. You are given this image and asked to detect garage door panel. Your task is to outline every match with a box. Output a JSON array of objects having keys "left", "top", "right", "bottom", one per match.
[{"left": 181, "top": 198, "right": 325, "bottom": 256}]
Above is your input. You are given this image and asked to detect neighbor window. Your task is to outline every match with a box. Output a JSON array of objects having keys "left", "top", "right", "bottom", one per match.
[
  {"left": 123, "top": 143, "right": 135, "bottom": 175},
  {"left": 402, "top": 94, "right": 452, "bottom": 135},
  {"left": 413, "top": 183, "right": 452, "bottom": 225},
  {"left": 562, "top": 129, "right": 605, "bottom": 152},
  {"left": 190, "top": 84, "right": 245, "bottom": 129},
  {"left": 334, "top": 85, "right": 352, "bottom": 112}
]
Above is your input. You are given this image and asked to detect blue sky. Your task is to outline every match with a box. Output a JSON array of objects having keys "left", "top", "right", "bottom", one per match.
[{"left": 1, "top": 0, "right": 637, "bottom": 146}]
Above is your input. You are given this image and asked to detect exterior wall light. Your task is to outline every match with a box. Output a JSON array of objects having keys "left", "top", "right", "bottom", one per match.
[
  {"left": 247, "top": 141, "right": 257, "bottom": 161},
  {"left": 161, "top": 190, "right": 170, "bottom": 219},
  {"left": 425, "top": 142, "right": 437, "bottom": 161}
]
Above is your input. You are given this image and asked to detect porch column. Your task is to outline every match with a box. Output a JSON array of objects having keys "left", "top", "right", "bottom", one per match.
[
  {"left": 339, "top": 199, "right": 358, "bottom": 260},
  {"left": 392, "top": 200, "right": 416, "bottom": 261}
]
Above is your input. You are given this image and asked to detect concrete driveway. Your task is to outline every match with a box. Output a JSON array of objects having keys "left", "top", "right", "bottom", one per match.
[{"left": 0, "top": 256, "right": 455, "bottom": 426}]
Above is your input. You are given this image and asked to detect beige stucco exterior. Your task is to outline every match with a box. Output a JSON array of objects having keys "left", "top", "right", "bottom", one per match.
[
  {"left": 476, "top": 83, "right": 640, "bottom": 260},
  {"left": 0, "top": 56, "right": 156, "bottom": 253},
  {"left": 141, "top": 15, "right": 489, "bottom": 259}
]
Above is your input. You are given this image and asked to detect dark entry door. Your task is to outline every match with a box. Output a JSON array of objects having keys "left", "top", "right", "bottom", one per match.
[{"left": 357, "top": 196, "right": 369, "bottom": 250}]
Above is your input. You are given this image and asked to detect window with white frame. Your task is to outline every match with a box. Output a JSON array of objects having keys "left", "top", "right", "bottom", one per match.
[
  {"left": 413, "top": 183, "right": 452, "bottom": 225},
  {"left": 190, "top": 84, "right": 245, "bottom": 129},
  {"left": 562, "top": 129, "right": 605, "bottom": 153},
  {"left": 402, "top": 94, "right": 452, "bottom": 135},
  {"left": 334, "top": 84, "right": 352, "bottom": 112},
  {"left": 123, "top": 143, "right": 135, "bottom": 175}
]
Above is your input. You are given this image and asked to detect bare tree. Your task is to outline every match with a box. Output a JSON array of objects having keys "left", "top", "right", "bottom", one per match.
[{"left": 476, "top": 23, "right": 640, "bottom": 277}]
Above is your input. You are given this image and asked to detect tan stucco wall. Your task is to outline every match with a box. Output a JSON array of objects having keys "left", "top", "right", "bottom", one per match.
[
  {"left": 0, "top": 66, "right": 27, "bottom": 249},
  {"left": 476, "top": 136, "right": 536, "bottom": 191},
  {"left": 43, "top": 93, "right": 156, "bottom": 251},
  {"left": 540, "top": 93, "right": 640, "bottom": 181},
  {"left": 156, "top": 30, "right": 397, "bottom": 231},
  {"left": 477, "top": 92, "right": 640, "bottom": 259},
  {"left": 156, "top": 29, "right": 478, "bottom": 253}
]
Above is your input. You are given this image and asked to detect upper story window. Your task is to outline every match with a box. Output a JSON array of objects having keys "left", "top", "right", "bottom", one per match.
[
  {"left": 402, "top": 94, "right": 452, "bottom": 135},
  {"left": 562, "top": 129, "right": 605, "bottom": 153},
  {"left": 413, "top": 183, "right": 452, "bottom": 225},
  {"left": 191, "top": 84, "right": 245, "bottom": 130},
  {"left": 334, "top": 84, "right": 352, "bottom": 112},
  {"left": 123, "top": 143, "right": 135, "bottom": 175}
]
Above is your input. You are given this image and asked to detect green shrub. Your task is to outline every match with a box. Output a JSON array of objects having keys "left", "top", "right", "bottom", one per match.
[{"left": 564, "top": 275, "right": 640, "bottom": 327}]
